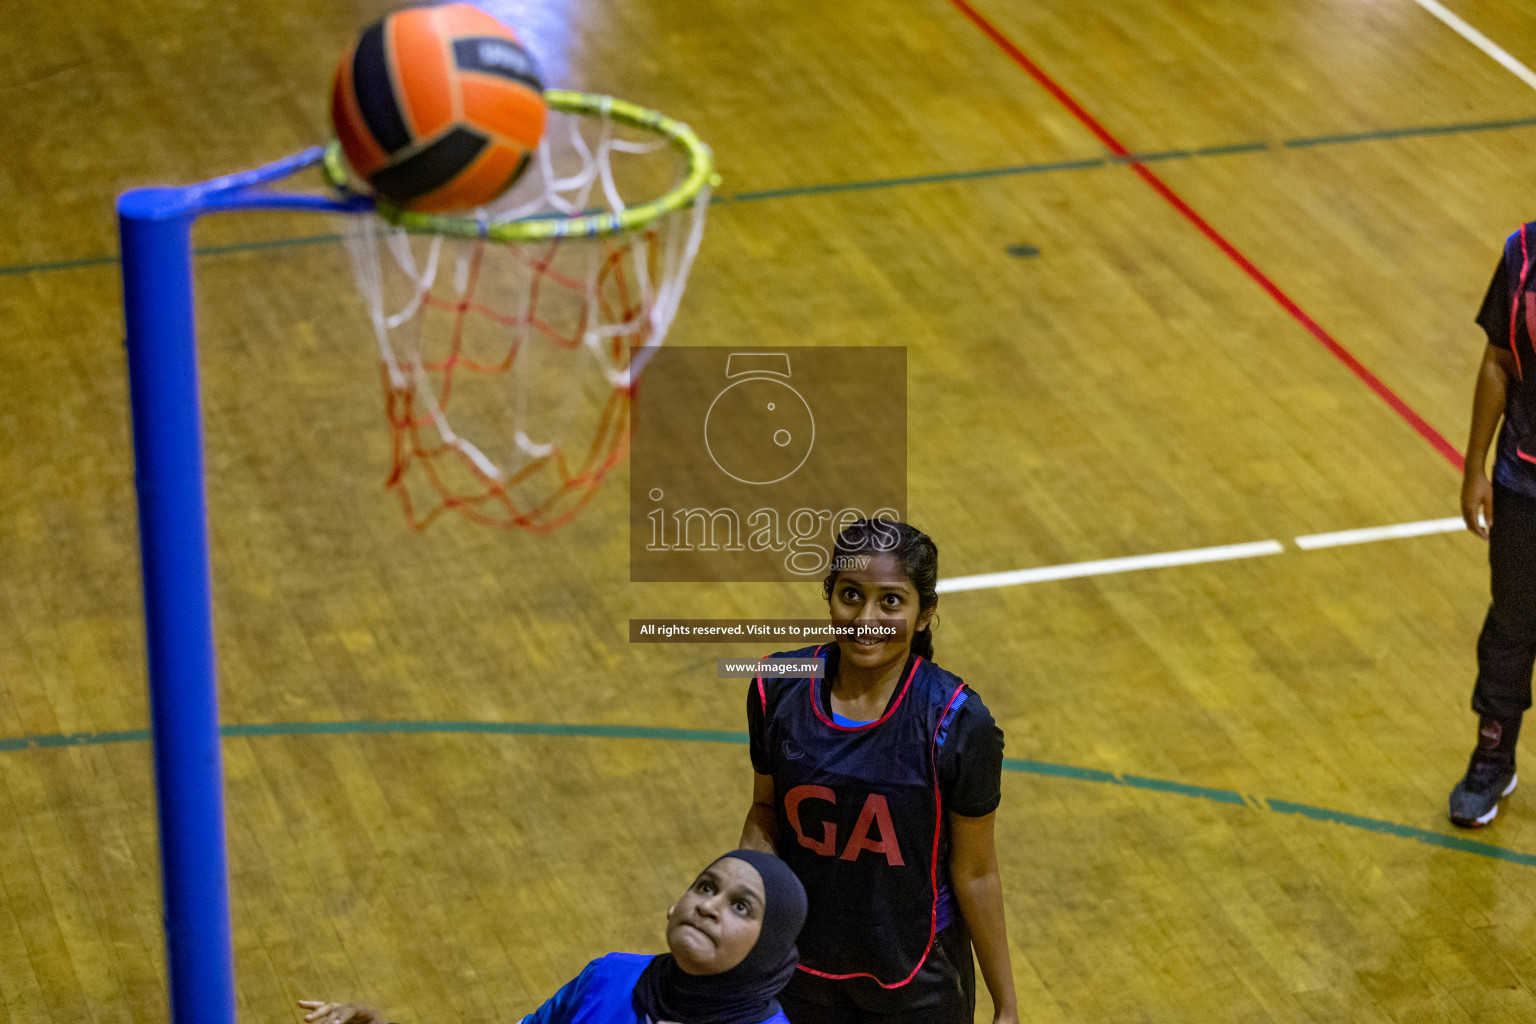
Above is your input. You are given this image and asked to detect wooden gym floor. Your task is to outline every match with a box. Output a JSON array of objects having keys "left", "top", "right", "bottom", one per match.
[{"left": 6, "top": 0, "right": 1536, "bottom": 1021}]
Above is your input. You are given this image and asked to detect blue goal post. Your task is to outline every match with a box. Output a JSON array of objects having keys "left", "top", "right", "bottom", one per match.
[
  {"left": 118, "top": 96, "right": 712, "bottom": 1024},
  {"left": 117, "top": 147, "right": 371, "bottom": 1024}
]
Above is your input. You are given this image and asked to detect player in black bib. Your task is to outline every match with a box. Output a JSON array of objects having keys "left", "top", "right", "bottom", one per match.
[
  {"left": 1450, "top": 221, "right": 1536, "bottom": 827},
  {"left": 740, "top": 520, "right": 1019, "bottom": 1024}
]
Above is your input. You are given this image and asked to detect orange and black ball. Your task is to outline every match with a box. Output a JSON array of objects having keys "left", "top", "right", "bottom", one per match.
[{"left": 331, "top": 4, "right": 547, "bottom": 213}]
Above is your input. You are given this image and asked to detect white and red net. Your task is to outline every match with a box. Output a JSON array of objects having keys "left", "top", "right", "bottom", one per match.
[{"left": 341, "top": 98, "right": 710, "bottom": 530}]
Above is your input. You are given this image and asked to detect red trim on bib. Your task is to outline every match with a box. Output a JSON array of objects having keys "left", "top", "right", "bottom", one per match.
[
  {"left": 809, "top": 654, "right": 921, "bottom": 732},
  {"left": 1512, "top": 225, "right": 1529, "bottom": 382},
  {"left": 795, "top": 679, "right": 968, "bottom": 989}
]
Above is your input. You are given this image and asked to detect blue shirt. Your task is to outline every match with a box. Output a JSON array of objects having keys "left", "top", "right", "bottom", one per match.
[{"left": 519, "top": 953, "right": 792, "bottom": 1024}]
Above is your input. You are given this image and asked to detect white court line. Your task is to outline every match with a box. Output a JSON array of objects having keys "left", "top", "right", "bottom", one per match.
[
  {"left": 1294, "top": 516, "right": 1464, "bottom": 550},
  {"left": 935, "top": 541, "right": 1285, "bottom": 594},
  {"left": 1410, "top": 0, "right": 1536, "bottom": 94},
  {"left": 936, "top": 518, "right": 1472, "bottom": 594}
]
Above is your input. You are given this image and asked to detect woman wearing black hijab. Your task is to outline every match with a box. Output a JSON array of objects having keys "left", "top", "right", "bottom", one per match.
[{"left": 297, "top": 849, "right": 807, "bottom": 1024}]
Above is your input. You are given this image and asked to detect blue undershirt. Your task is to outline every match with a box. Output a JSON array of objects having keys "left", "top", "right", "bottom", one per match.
[{"left": 519, "top": 952, "right": 791, "bottom": 1024}]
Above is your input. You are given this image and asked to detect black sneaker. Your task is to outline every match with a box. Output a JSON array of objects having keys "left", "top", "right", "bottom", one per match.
[{"left": 1448, "top": 717, "right": 1518, "bottom": 828}]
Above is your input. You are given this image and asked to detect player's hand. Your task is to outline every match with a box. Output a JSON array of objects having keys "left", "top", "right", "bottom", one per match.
[
  {"left": 991, "top": 1008, "right": 1020, "bottom": 1024},
  {"left": 298, "top": 999, "right": 384, "bottom": 1024},
  {"left": 1462, "top": 471, "right": 1494, "bottom": 540}
]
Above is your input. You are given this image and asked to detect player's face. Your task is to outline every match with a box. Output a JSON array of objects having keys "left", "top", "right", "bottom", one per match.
[
  {"left": 665, "top": 857, "right": 766, "bottom": 975},
  {"left": 827, "top": 552, "right": 935, "bottom": 671}
]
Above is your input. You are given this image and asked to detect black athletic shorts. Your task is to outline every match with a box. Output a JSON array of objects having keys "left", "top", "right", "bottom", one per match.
[{"left": 777, "top": 923, "right": 976, "bottom": 1024}]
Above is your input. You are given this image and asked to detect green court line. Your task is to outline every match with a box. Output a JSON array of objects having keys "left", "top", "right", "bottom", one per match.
[
  {"left": 221, "top": 719, "right": 749, "bottom": 745},
  {"left": 1003, "top": 756, "right": 1536, "bottom": 867},
  {"left": 193, "top": 234, "right": 344, "bottom": 257},
  {"left": 1119, "top": 773, "right": 1248, "bottom": 806},
  {"left": 1004, "top": 758, "right": 1243, "bottom": 807},
  {"left": 1001, "top": 756, "right": 1118, "bottom": 784},
  {"left": 1283, "top": 115, "right": 1536, "bottom": 149},
  {"left": 0, "top": 254, "right": 121, "bottom": 277},
  {"left": 1265, "top": 799, "right": 1536, "bottom": 867},
  {"left": 1111, "top": 148, "right": 1195, "bottom": 164},
  {"left": 1193, "top": 141, "right": 1270, "bottom": 157},
  {"left": 3, "top": 721, "right": 1531, "bottom": 868},
  {"left": 0, "top": 235, "right": 346, "bottom": 279},
  {"left": 0, "top": 728, "right": 150, "bottom": 751},
  {"left": 5, "top": 112, "right": 1535, "bottom": 281},
  {"left": 0, "top": 721, "right": 748, "bottom": 751},
  {"left": 721, "top": 157, "right": 1109, "bottom": 203}
]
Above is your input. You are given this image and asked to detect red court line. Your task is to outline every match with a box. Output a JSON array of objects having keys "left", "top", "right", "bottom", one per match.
[{"left": 946, "top": 0, "right": 1464, "bottom": 471}]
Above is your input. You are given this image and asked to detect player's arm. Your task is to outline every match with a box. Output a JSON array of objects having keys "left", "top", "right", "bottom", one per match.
[
  {"left": 949, "top": 811, "right": 1019, "bottom": 1024},
  {"left": 297, "top": 1000, "right": 384, "bottom": 1024},
  {"left": 739, "top": 770, "right": 778, "bottom": 852},
  {"left": 1463, "top": 343, "right": 1515, "bottom": 539}
]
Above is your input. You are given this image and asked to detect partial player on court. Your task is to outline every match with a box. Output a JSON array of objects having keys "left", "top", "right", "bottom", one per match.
[
  {"left": 297, "top": 850, "right": 808, "bottom": 1024},
  {"left": 1450, "top": 218, "right": 1536, "bottom": 828},
  {"left": 741, "top": 521, "right": 1019, "bottom": 1024}
]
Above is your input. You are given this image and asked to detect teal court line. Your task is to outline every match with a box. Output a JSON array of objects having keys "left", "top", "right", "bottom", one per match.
[
  {"left": 3, "top": 113, "right": 1536, "bottom": 280},
  {"left": 4, "top": 720, "right": 1533, "bottom": 869}
]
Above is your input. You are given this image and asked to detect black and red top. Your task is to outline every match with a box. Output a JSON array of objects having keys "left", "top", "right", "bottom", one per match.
[
  {"left": 748, "top": 645, "right": 1003, "bottom": 992},
  {"left": 1477, "top": 221, "right": 1536, "bottom": 497}
]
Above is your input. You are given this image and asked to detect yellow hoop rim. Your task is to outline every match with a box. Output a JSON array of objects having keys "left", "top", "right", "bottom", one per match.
[{"left": 323, "top": 90, "right": 716, "bottom": 241}]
